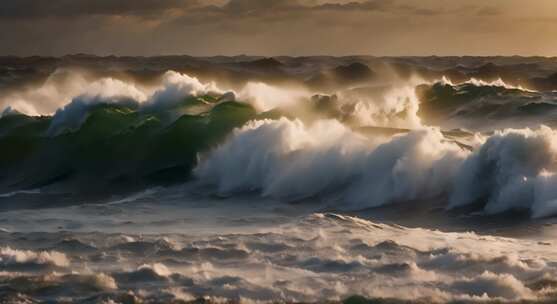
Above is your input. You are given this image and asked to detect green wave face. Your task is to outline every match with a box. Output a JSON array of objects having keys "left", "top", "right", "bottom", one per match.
[
  {"left": 0, "top": 95, "right": 259, "bottom": 193},
  {"left": 416, "top": 82, "right": 556, "bottom": 124}
]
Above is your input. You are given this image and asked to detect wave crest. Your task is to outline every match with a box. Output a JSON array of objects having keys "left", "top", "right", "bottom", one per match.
[
  {"left": 196, "top": 118, "right": 467, "bottom": 208},
  {"left": 197, "top": 119, "right": 557, "bottom": 217}
]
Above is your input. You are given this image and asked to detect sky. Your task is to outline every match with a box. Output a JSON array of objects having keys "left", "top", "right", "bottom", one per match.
[{"left": 1, "top": 0, "right": 557, "bottom": 57}]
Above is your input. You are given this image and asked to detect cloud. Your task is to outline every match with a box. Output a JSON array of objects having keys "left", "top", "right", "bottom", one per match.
[
  {"left": 221, "top": 0, "right": 301, "bottom": 13},
  {"left": 0, "top": 0, "right": 205, "bottom": 19},
  {"left": 1, "top": 0, "right": 556, "bottom": 56},
  {"left": 0, "top": 0, "right": 357, "bottom": 21},
  {"left": 477, "top": 6, "right": 502, "bottom": 17},
  {"left": 312, "top": 0, "right": 393, "bottom": 11},
  {"left": 198, "top": 0, "right": 427, "bottom": 16}
]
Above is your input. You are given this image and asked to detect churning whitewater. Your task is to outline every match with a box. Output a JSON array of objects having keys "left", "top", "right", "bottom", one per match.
[
  {"left": 197, "top": 119, "right": 557, "bottom": 218},
  {"left": 3, "top": 56, "right": 557, "bottom": 303},
  {"left": 1, "top": 206, "right": 557, "bottom": 303}
]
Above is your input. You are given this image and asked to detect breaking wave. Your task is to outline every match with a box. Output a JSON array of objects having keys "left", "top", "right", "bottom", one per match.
[
  {"left": 195, "top": 118, "right": 464, "bottom": 208},
  {"left": 197, "top": 118, "right": 557, "bottom": 218},
  {"left": 2, "top": 69, "right": 557, "bottom": 219},
  {"left": 440, "top": 76, "right": 536, "bottom": 92},
  {"left": 6, "top": 57, "right": 557, "bottom": 304}
]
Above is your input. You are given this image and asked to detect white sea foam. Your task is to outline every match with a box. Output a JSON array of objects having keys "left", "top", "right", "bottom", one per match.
[
  {"left": 197, "top": 118, "right": 557, "bottom": 217},
  {"left": 1, "top": 213, "right": 553, "bottom": 302}
]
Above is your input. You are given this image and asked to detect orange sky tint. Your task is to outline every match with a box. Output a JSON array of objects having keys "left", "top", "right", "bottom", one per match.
[{"left": 1, "top": 0, "right": 557, "bottom": 56}]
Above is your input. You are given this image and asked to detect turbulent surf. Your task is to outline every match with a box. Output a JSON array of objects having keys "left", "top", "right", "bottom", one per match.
[{"left": 3, "top": 55, "right": 557, "bottom": 303}]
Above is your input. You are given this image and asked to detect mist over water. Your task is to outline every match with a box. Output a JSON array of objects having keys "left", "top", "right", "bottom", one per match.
[{"left": 3, "top": 56, "right": 557, "bottom": 303}]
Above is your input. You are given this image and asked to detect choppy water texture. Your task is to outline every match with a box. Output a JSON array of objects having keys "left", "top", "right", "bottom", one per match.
[{"left": 0, "top": 188, "right": 556, "bottom": 303}]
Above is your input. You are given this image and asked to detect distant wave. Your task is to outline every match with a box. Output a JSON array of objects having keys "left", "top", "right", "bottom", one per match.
[
  {"left": 417, "top": 77, "right": 557, "bottom": 130},
  {"left": 439, "top": 76, "right": 536, "bottom": 92},
  {"left": 0, "top": 189, "right": 40, "bottom": 198}
]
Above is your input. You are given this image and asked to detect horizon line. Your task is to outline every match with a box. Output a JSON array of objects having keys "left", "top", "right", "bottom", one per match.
[{"left": 2, "top": 53, "right": 557, "bottom": 59}]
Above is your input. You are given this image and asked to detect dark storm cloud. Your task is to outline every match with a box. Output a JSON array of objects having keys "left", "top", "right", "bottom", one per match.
[
  {"left": 0, "top": 0, "right": 452, "bottom": 21},
  {"left": 172, "top": 0, "right": 438, "bottom": 24},
  {"left": 208, "top": 0, "right": 428, "bottom": 15},
  {"left": 312, "top": 0, "right": 392, "bottom": 11},
  {"left": 0, "top": 0, "right": 556, "bottom": 56},
  {"left": 0, "top": 0, "right": 201, "bottom": 19},
  {"left": 222, "top": 0, "right": 299, "bottom": 13},
  {"left": 477, "top": 6, "right": 502, "bottom": 16}
]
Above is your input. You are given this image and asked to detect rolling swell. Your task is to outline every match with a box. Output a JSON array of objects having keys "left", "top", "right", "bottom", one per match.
[
  {"left": 416, "top": 79, "right": 557, "bottom": 129},
  {"left": 0, "top": 98, "right": 260, "bottom": 196}
]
